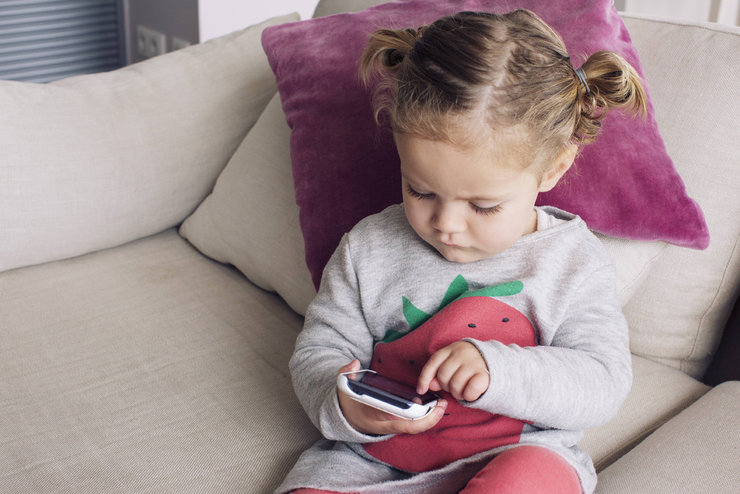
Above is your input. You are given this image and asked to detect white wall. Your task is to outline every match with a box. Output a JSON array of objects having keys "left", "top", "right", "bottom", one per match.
[
  {"left": 622, "top": 0, "right": 739, "bottom": 25},
  {"left": 718, "top": 0, "right": 740, "bottom": 23},
  {"left": 199, "top": 0, "right": 320, "bottom": 41}
]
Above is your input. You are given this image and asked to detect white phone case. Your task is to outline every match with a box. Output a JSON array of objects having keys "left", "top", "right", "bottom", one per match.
[{"left": 336, "top": 370, "right": 438, "bottom": 421}]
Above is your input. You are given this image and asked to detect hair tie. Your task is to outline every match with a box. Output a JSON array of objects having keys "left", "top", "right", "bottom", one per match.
[
  {"left": 385, "top": 48, "right": 406, "bottom": 67},
  {"left": 574, "top": 67, "right": 590, "bottom": 94}
]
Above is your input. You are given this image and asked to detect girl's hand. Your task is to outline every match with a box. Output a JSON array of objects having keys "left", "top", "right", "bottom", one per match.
[
  {"left": 417, "top": 341, "right": 490, "bottom": 402},
  {"left": 336, "top": 360, "right": 448, "bottom": 436}
]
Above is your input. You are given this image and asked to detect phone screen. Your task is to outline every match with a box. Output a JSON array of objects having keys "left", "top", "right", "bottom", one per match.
[{"left": 348, "top": 372, "right": 439, "bottom": 407}]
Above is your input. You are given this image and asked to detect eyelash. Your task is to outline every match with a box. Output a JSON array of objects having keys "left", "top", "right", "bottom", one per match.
[
  {"left": 471, "top": 203, "right": 503, "bottom": 216},
  {"left": 405, "top": 184, "right": 434, "bottom": 200},
  {"left": 405, "top": 184, "right": 502, "bottom": 216}
]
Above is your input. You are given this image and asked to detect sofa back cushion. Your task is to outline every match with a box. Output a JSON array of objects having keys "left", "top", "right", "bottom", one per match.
[
  {"left": 179, "top": 94, "right": 317, "bottom": 315},
  {"left": 0, "top": 13, "right": 297, "bottom": 274},
  {"left": 619, "top": 16, "right": 740, "bottom": 378}
]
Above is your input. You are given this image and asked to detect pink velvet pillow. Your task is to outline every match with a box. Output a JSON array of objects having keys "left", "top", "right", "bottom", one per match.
[{"left": 262, "top": 0, "right": 709, "bottom": 288}]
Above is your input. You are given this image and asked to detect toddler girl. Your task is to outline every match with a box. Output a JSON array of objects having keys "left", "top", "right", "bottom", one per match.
[{"left": 278, "top": 9, "right": 645, "bottom": 494}]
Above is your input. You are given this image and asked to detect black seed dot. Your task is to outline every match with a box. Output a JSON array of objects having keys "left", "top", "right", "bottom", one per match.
[
  {"left": 377, "top": 357, "right": 382, "bottom": 363},
  {"left": 409, "top": 360, "right": 415, "bottom": 365},
  {"left": 502, "top": 318, "right": 510, "bottom": 323},
  {"left": 468, "top": 323, "right": 477, "bottom": 328}
]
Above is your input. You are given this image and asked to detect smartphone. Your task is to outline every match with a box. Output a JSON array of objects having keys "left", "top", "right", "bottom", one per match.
[{"left": 337, "top": 369, "right": 439, "bottom": 420}]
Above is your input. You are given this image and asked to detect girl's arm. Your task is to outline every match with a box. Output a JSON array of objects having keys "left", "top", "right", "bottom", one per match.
[
  {"left": 289, "top": 235, "right": 386, "bottom": 443},
  {"left": 292, "top": 232, "right": 448, "bottom": 440},
  {"left": 465, "top": 263, "right": 632, "bottom": 431}
]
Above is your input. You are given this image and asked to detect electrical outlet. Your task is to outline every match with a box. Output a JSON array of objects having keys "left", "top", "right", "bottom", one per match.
[
  {"left": 172, "top": 37, "right": 192, "bottom": 51},
  {"left": 137, "top": 25, "right": 166, "bottom": 59}
]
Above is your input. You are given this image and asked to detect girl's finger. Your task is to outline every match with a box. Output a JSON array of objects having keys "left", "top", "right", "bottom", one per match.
[
  {"left": 387, "top": 399, "right": 448, "bottom": 435},
  {"left": 428, "top": 376, "right": 442, "bottom": 392},
  {"left": 433, "top": 358, "right": 463, "bottom": 393},
  {"left": 446, "top": 366, "right": 475, "bottom": 400},
  {"left": 416, "top": 348, "right": 450, "bottom": 394},
  {"left": 462, "top": 372, "right": 490, "bottom": 402},
  {"left": 337, "top": 359, "right": 361, "bottom": 378}
]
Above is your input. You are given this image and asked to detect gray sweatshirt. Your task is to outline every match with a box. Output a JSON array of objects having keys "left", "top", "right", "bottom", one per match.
[{"left": 277, "top": 205, "right": 631, "bottom": 494}]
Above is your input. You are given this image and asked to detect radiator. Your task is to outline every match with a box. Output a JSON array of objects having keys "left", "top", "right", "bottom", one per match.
[{"left": 0, "top": 0, "right": 123, "bottom": 83}]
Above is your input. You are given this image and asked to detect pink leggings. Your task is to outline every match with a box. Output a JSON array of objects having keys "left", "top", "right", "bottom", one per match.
[{"left": 292, "top": 445, "right": 581, "bottom": 494}]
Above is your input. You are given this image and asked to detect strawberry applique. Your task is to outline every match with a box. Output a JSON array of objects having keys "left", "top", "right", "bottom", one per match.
[{"left": 363, "top": 275, "right": 537, "bottom": 472}]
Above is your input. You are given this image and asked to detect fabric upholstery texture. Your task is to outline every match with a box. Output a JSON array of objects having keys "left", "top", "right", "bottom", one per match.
[
  {"left": 262, "top": 0, "right": 709, "bottom": 288},
  {"left": 0, "top": 230, "right": 319, "bottom": 493},
  {"left": 594, "top": 381, "right": 740, "bottom": 494},
  {"left": 618, "top": 16, "right": 740, "bottom": 378},
  {"left": 180, "top": 94, "right": 316, "bottom": 315},
  {"left": 579, "top": 355, "right": 708, "bottom": 472},
  {"left": 0, "top": 13, "right": 297, "bottom": 274}
]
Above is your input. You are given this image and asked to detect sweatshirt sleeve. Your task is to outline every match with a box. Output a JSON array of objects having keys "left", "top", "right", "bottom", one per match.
[
  {"left": 289, "top": 235, "right": 392, "bottom": 444},
  {"left": 465, "top": 263, "right": 632, "bottom": 431}
]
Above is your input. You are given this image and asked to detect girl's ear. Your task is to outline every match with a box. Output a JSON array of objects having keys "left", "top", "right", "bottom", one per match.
[{"left": 539, "top": 144, "right": 577, "bottom": 192}]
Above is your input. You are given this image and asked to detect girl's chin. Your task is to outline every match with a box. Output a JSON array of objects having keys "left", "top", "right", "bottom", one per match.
[{"left": 433, "top": 244, "right": 482, "bottom": 264}]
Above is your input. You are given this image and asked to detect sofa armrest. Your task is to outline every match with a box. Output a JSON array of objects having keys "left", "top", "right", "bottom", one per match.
[{"left": 595, "top": 381, "right": 740, "bottom": 493}]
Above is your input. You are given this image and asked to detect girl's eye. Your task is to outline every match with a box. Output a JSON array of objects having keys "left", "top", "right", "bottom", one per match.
[
  {"left": 471, "top": 203, "right": 502, "bottom": 216},
  {"left": 406, "top": 184, "right": 435, "bottom": 200}
]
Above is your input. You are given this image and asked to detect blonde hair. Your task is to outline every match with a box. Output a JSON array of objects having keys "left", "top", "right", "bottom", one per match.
[{"left": 360, "top": 10, "right": 646, "bottom": 167}]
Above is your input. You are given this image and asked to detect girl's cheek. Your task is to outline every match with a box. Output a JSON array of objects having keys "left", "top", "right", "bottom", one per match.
[
  {"left": 404, "top": 201, "right": 423, "bottom": 228},
  {"left": 405, "top": 200, "right": 423, "bottom": 219}
]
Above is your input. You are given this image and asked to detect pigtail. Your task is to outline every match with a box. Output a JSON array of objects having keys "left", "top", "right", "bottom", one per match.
[
  {"left": 573, "top": 50, "right": 647, "bottom": 143},
  {"left": 359, "top": 27, "right": 425, "bottom": 127},
  {"left": 360, "top": 27, "right": 424, "bottom": 83}
]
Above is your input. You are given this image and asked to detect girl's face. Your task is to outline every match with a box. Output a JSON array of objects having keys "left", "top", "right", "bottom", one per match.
[{"left": 397, "top": 130, "right": 548, "bottom": 263}]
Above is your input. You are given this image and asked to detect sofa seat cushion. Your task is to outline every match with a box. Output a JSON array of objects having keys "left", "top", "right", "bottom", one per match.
[
  {"left": 0, "top": 231, "right": 320, "bottom": 493},
  {"left": 594, "top": 381, "right": 740, "bottom": 493},
  {"left": 580, "top": 355, "right": 708, "bottom": 471}
]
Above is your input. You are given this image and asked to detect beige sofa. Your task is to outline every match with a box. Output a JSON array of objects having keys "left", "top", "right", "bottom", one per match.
[{"left": 1, "top": 1, "right": 738, "bottom": 492}]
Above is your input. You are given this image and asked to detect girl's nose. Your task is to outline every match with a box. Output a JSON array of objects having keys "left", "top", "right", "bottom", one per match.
[{"left": 433, "top": 203, "right": 466, "bottom": 234}]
